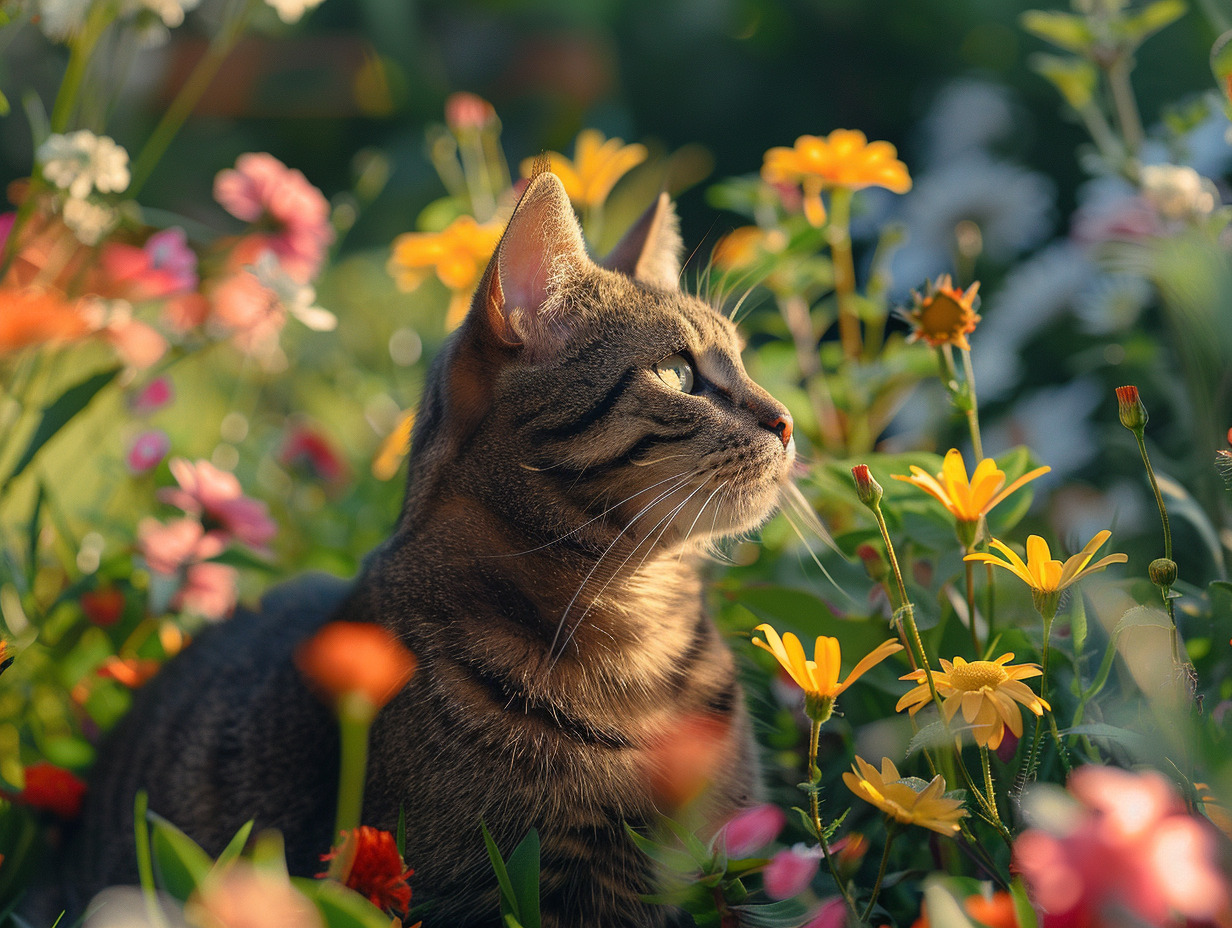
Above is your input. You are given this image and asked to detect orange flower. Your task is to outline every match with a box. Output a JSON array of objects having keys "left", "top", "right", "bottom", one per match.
[
  {"left": 6, "top": 761, "right": 88, "bottom": 820},
  {"left": 761, "top": 130, "right": 911, "bottom": 226},
  {"left": 387, "top": 215, "right": 503, "bottom": 329},
  {"left": 96, "top": 656, "right": 161, "bottom": 688},
  {"left": 319, "top": 826, "right": 414, "bottom": 915},
  {"left": 912, "top": 891, "right": 1019, "bottom": 928},
  {"left": 295, "top": 622, "right": 417, "bottom": 711},
  {"left": 904, "top": 274, "right": 981, "bottom": 351},
  {"left": 372, "top": 410, "right": 415, "bottom": 481},
  {"left": 520, "top": 128, "right": 647, "bottom": 209},
  {"left": 0, "top": 288, "right": 89, "bottom": 354}
]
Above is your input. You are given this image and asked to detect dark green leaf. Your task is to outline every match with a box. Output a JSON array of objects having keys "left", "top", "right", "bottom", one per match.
[
  {"left": 396, "top": 804, "right": 407, "bottom": 859},
  {"left": 1063, "top": 723, "right": 1152, "bottom": 758},
  {"left": 3, "top": 368, "right": 121, "bottom": 491},
  {"left": 294, "top": 878, "right": 392, "bottom": 928},
  {"left": 213, "top": 820, "right": 254, "bottom": 872},
  {"left": 208, "top": 547, "right": 279, "bottom": 573},
  {"left": 148, "top": 812, "right": 212, "bottom": 901},
  {"left": 481, "top": 820, "right": 521, "bottom": 924},
  {"left": 730, "top": 898, "right": 810, "bottom": 928},
  {"left": 505, "top": 829, "right": 541, "bottom": 928},
  {"left": 906, "top": 720, "right": 951, "bottom": 756}
]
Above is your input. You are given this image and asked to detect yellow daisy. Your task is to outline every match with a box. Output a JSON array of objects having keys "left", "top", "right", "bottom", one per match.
[
  {"left": 752, "top": 623, "right": 902, "bottom": 722},
  {"left": 964, "top": 530, "right": 1127, "bottom": 618},
  {"left": 842, "top": 756, "right": 967, "bottom": 835},
  {"left": 520, "top": 129, "right": 647, "bottom": 210},
  {"left": 904, "top": 274, "right": 982, "bottom": 351},
  {"left": 761, "top": 130, "right": 912, "bottom": 226},
  {"left": 891, "top": 449, "right": 1050, "bottom": 547},
  {"left": 896, "top": 653, "right": 1050, "bottom": 750}
]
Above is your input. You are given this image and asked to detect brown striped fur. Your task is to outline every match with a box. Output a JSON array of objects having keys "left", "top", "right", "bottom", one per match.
[{"left": 41, "top": 173, "right": 796, "bottom": 927}]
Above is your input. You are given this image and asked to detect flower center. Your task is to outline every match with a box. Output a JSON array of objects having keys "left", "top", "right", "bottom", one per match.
[
  {"left": 917, "top": 293, "right": 970, "bottom": 339},
  {"left": 947, "top": 660, "right": 1009, "bottom": 692}
]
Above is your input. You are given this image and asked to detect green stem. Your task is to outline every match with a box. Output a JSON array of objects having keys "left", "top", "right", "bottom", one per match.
[
  {"left": 128, "top": 0, "right": 256, "bottom": 198},
  {"left": 49, "top": 1, "right": 118, "bottom": 133},
  {"left": 335, "top": 693, "right": 375, "bottom": 839},
  {"left": 861, "top": 826, "right": 896, "bottom": 921},
  {"left": 808, "top": 719, "right": 860, "bottom": 922},
  {"left": 1133, "top": 431, "right": 1181, "bottom": 664},
  {"left": 959, "top": 348, "right": 983, "bottom": 461},
  {"left": 1105, "top": 55, "right": 1144, "bottom": 155},
  {"left": 1025, "top": 609, "right": 1066, "bottom": 780},
  {"left": 979, "top": 745, "right": 1001, "bottom": 826},
  {"left": 827, "top": 186, "right": 861, "bottom": 361}
]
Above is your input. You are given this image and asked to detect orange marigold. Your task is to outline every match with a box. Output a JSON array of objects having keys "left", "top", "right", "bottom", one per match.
[
  {"left": 761, "top": 129, "right": 911, "bottom": 226},
  {"left": 0, "top": 288, "right": 89, "bottom": 354},
  {"left": 319, "top": 826, "right": 414, "bottom": 915},
  {"left": 904, "top": 274, "right": 982, "bottom": 351},
  {"left": 295, "top": 622, "right": 417, "bottom": 711}
]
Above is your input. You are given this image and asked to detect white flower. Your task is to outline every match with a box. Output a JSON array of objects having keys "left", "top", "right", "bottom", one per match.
[
  {"left": 134, "top": 0, "right": 199, "bottom": 27},
  {"left": 262, "top": 0, "right": 324, "bottom": 24},
  {"left": 1139, "top": 163, "right": 1217, "bottom": 221},
  {"left": 35, "top": 0, "right": 92, "bottom": 41},
  {"left": 61, "top": 197, "right": 116, "bottom": 245},
  {"left": 250, "top": 252, "right": 337, "bottom": 331},
  {"left": 37, "top": 131, "right": 130, "bottom": 200}
]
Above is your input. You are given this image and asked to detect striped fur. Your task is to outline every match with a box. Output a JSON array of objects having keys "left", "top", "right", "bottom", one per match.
[{"left": 43, "top": 174, "right": 796, "bottom": 927}]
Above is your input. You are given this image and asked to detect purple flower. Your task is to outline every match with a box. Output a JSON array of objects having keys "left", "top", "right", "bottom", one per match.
[{"left": 144, "top": 228, "right": 199, "bottom": 292}]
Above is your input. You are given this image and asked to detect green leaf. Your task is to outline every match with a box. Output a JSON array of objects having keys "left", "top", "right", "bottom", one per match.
[
  {"left": 1071, "top": 589, "right": 1088, "bottom": 663},
  {"left": 0, "top": 89, "right": 9, "bottom": 117},
  {"left": 148, "top": 812, "right": 212, "bottom": 901},
  {"left": 1119, "top": 0, "right": 1187, "bottom": 48},
  {"left": 295, "top": 878, "right": 392, "bottom": 928},
  {"left": 906, "top": 719, "right": 951, "bottom": 756},
  {"left": 1020, "top": 10, "right": 1096, "bottom": 53},
  {"left": 1029, "top": 53, "right": 1099, "bottom": 110},
  {"left": 2, "top": 368, "right": 121, "bottom": 492},
  {"left": 505, "top": 829, "right": 541, "bottom": 928},
  {"left": 208, "top": 547, "right": 279, "bottom": 573},
  {"left": 1063, "top": 723, "right": 1152, "bottom": 758},
  {"left": 481, "top": 820, "right": 521, "bottom": 925},
  {"left": 1010, "top": 876, "right": 1040, "bottom": 928},
  {"left": 24, "top": 483, "right": 44, "bottom": 590},
  {"left": 1212, "top": 29, "right": 1232, "bottom": 113},
  {"left": 729, "top": 898, "right": 810, "bottom": 928},
  {"left": 213, "top": 820, "right": 255, "bottom": 872},
  {"left": 396, "top": 804, "right": 407, "bottom": 860},
  {"left": 625, "top": 823, "right": 699, "bottom": 873}
]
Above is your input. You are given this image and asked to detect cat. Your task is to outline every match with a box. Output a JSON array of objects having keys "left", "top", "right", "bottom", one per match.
[{"left": 40, "top": 170, "right": 797, "bottom": 927}]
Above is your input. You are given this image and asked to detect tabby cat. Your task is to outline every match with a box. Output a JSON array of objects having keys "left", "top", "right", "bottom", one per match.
[{"left": 45, "top": 171, "right": 796, "bottom": 926}]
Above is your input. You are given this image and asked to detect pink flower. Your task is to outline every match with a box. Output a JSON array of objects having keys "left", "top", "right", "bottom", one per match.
[
  {"left": 209, "top": 267, "right": 286, "bottom": 354},
  {"left": 764, "top": 844, "right": 820, "bottom": 900},
  {"left": 137, "top": 517, "right": 224, "bottom": 575},
  {"left": 214, "top": 153, "right": 333, "bottom": 283},
  {"left": 800, "top": 897, "right": 846, "bottom": 928},
  {"left": 98, "top": 228, "right": 197, "bottom": 300},
  {"left": 720, "top": 803, "right": 785, "bottom": 858},
  {"left": 104, "top": 315, "right": 167, "bottom": 370},
  {"left": 127, "top": 429, "right": 170, "bottom": 474},
  {"left": 174, "top": 561, "right": 238, "bottom": 621},
  {"left": 128, "top": 376, "right": 174, "bottom": 415},
  {"left": 1014, "top": 766, "right": 1232, "bottom": 928},
  {"left": 158, "top": 458, "right": 276, "bottom": 550}
]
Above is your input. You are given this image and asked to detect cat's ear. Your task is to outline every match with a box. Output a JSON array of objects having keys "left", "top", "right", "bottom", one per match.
[
  {"left": 473, "top": 171, "right": 591, "bottom": 351},
  {"left": 601, "top": 193, "right": 683, "bottom": 291}
]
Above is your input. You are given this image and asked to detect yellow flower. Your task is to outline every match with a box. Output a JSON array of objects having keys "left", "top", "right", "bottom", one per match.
[
  {"left": 842, "top": 756, "right": 967, "bottom": 836},
  {"left": 896, "top": 653, "right": 1049, "bottom": 750},
  {"left": 372, "top": 410, "right": 415, "bottom": 481},
  {"left": 520, "top": 129, "right": 647, "bottom": 210},
  {"left": 904, "top": 274, "right": 982, "bottom": 351},
  {"left": 761, "top": 130, "right": 912, "bottom": 226},
  {"left": 891, "top": 449, "right": 1050, "bottom": 547},
  {"left": 387, "top": 215, "right": 504, "bottom": 329},
  {"left": 752, "top": 623, "right": 902, "bottom": 721},
  {"left": 964, "top": 530, "right": 1127, "bottom": 618}
]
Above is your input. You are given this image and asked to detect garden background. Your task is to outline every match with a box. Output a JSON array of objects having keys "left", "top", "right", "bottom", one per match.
[{"left": 0, "top": 0, "right": 1231, "bottom": 925}]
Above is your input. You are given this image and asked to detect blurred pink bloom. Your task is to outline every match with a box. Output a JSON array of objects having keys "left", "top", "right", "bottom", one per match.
[
  {"left": 128, "top": 376, "right": 174, "bottom": 415},
  {"left": 0, "top": 212, "right": 14, "bottom": 251},
  {"left": 159, "top": 458, "right": 276, "bottom": 550},
  {"left": 720, "top": 803, "right": 784, "bottom": 858},
  {"left": 445, "top": 91, "right": 497, "bottom": 131},
  {"left": 209, "top": 266, "right": 286, "bottom": 354},
  {"left": 279, "top": 423, "right": 348, "bottom": 488},
  {"left": 137, "top": 516, "right": 224, "bottom": 575},
  {"left": 1014, "top": 766, "right": 1232, "bottom": 928},
  {"left": 174, "top": 561, "right": 238, "bottom": 621},
  {"left": 801, "top": 897, "right": 846, "bottom": 928},
  {"left": 126, "top": 429, "right": 170, "bottom": 474},
  {"left": 214, "top": 153, "right": 333, "bottom": 283},
  {"left": 764, "top": 844, "right": 820, "bottom": 899},
  {"left": 161, "top": 292, "right": 211, "bottom": 333},
  {"left": 98, "top": 228, "right": 197, "bottom": 300},
  {"left": 104, "top": 315, "right": 167, "bottom": 370}
]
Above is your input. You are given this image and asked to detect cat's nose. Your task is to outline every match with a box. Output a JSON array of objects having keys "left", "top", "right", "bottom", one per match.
[{"left": 764, "top": 412, "right": 793, "bottom": 449}]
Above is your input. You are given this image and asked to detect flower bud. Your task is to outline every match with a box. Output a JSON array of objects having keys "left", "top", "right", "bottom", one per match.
[
  {"left": 1149, "top": 557, "right": 1178, "bottom": 587},
  {"left": 856, "top": 543, "right": 888, "bottom": 583},
  {"left": 851, "top": 464, "right": 883, "bottom": 508},
  {"left": 1115, "top": 385, "right": 1148, "bottom": 433}
]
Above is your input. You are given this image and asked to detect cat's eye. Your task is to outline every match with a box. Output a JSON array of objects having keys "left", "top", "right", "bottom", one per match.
[{"left": 654, "top": 354, "right": 695, "bottom": 393}]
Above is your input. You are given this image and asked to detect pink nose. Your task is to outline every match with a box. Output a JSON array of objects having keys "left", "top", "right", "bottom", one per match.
[{"left": 766, "top": 413, "right": 793, "bottom": 448}]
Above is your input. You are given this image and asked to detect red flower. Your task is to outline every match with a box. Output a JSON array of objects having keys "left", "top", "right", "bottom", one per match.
[
  {"left": 9, "top": 761, "right": 88, "bottom": 820},
  {"left": 81, "top": 587, "right": 126, "bottom": 626},
  {"left": 319, "top": 826, "right": 413, "bottom": 914},
  {"left": 280, "top": 424, "right": 348, "bottom": 488}
]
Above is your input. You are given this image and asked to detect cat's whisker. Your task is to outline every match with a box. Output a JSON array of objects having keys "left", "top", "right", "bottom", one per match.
[{"left": 676, "top": 481, "right": 730, "bottom": 563}]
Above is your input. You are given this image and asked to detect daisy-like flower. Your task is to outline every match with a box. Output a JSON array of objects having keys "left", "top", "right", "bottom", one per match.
[
  {"left": 319, "top": 826, "right": 414, "bottom": 915},
  {"left": 761, "top": 130, "right": 912, "bottom": 227},
  {"left": 37, "top": 130, "right": 131, "bottom": 200},
  {"left": 903, "top": 274, "right": 982, "bottom": 351},
  {"left": 521, "top": 129, "right": 648, "bottom": 210},
  {"left": 896, "top": 653, "right": 1050, "bottom": 750},
  {"left": 964, "top": 530, "right": 1127, "bottom": 619},
  {"left": 842, "top": 756, "right": 966, "bottom": 836},
  {"left": 891, "top": 448, "right": 1050, "bottom": 548},
  {"left": 387, "top": 214, "right": 503, "bottom": 329},
  {"left": 751, "top": 623, "right": 902, "bottom": 722}
]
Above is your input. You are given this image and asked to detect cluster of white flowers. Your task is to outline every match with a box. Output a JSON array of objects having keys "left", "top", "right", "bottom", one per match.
[
  {"left": 36, "top": 130, "right": 131, "bottom": 244},
  {"left": 262, "top": 0, "right": 325, "bottom": 24},
  {"left": 34, "top": 0, "right": 92, "bottom": 41},
  {"left": 1139, "top": 163, "right": 1218, "bottom": 221}
]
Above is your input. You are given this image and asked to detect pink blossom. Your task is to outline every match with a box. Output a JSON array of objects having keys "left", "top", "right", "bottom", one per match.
[
  {"left": 0, "top": 212, "right": 14, "bottom": 252},
  {"left": 128, "top": 376, "right": 174, "bottom": 415},
  {"left": 208, "top": 267, "right": 286, "bottom": 355},
  {"left": 800, "top": 897, "right": 846, "bottom": 928},
  {"left": 98, "top": 228, "right": 197, "bottom": 300},
  {"left": 213, "top": 153, "right": 333, "bottom": 283},
  {"left": 764, "top": 844, "right": 820, "bottom": 900},
  {"left": 103, "top": 315, "right": 167, "bottom": 370},
  {"left": 127, "top": 429, "right": 170, "bottom": 474},
  {"left": 174, "top": 561, "right": 237, "bottom": 621},
  {"left": 137, "top": 517, "right": 224, "bottom": 575},
  {"left": 1014, "top": 766, "right": 1232, "bottom": 928},
  {"left": 158, "top": 458, "right": 276, "bottom": 550},
  {"left": 720, "top": 803, "right": 784, "bottom": 858}
]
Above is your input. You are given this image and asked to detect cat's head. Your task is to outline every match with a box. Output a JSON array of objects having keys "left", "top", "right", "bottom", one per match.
[{"left": 404, "top": 171, "right": 794, "bottom": 548}]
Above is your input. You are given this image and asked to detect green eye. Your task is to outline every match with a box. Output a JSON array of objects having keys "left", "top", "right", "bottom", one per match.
[{"left": 654, "top": 354, "right": 695, "bottom": 393}]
